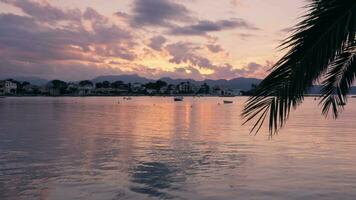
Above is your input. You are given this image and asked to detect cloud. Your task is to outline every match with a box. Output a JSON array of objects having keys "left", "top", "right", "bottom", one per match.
[
  {"left": 130, "top": 0, "right": 193, "bottom": 27},
  {"left": 206, "top": 44, "right": 224, "bottom": 53},
  {"left": 0, "top": 1, "right": 139, "bottom": 80},
  {"left": 0, "top": 12, "right": 135, "bottom": 61},
  {"left": 237, "top": 33, "right": 256, "bottom": 40},
  {"left": 83, "top": 7, "right": 108, "bottom": 24},
  {"left": 169, "top": 18, "right": 258, "bottom": 36},
  {"left": 148, "top": 35, "right": 167, "bottom": 51},
  {"left": 0, "top": 0, "right": 269, "bottom": 81},
  {"left": 165, "top": 42, "right": 215, "bottom": 69},
  {"left": 0, "top": 0, "right": 81, "bottom": 23}
]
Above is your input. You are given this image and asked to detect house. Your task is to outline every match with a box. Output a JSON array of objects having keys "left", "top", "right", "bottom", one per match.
[
  {"left": 178, "top": 82, "right": 193, "bottom": 93},
  {"left": 0, "top": 81, "right": 4, "bottom": 95},
  {"left": 49, "top": 88, "right": 60, "bottom": 96},
  {"left": 198, "top": 83, "right": 210, "bottom": 94},
  {"left": 159, "top": 86, "right": 168, "bottom": 94},
  {"left": 0, "top": 80, "right": 17, "bottom": 95},
  {"left": 78, "top": 84, "right": 94, "bottom": 95},
  {"left": 66, "top": 83, "right": 79, "bottom": 94},
  {"left": 166, "top": 84, "right": 177, "bottom": 95},
  {"left": 131, "top": 82, "right": 143, "bottom": 93},
  {"left": 23, "top": 84, "right": 40, "bottom": 94},
  {"left": 146, "top": 89, "right": 157, "bottom": 95}
]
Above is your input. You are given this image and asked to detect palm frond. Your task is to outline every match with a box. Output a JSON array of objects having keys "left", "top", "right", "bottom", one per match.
[
  {"left": 242, "top": 0, "right": 356, "bottom": 135},
  {"left": 320, "top": 45, "right": 356, "bottom": 118}
]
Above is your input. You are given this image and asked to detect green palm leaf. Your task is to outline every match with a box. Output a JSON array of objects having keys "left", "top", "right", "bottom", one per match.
[{"left": 242, "top": 0, "right": 356, "bottom": 135}]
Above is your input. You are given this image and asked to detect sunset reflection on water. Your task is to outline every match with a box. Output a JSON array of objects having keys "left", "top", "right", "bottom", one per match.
[{"left": 1, "top": 97, "right": 356, "bottom": 200}]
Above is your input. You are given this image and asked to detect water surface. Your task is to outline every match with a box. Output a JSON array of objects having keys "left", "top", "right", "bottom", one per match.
[{"left": 1, "top": 97, "right": 356, "bottom": 200}]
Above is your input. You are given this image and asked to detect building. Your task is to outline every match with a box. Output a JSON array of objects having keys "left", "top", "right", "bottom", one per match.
[
  {"left": 0, "top": 80, "right": 17, "bottom": 95},
  {"left": 0, "top": 81, "right": 4, "bottom": 95},
  {"left": 178, "top": 82, "right": 193, "bottom": 93},
  {"left": 49, "top": 88, "right": 60, "bottom": 96},
  {"left": 78, "top": 84, "right": 94, "bottom": 95},
  {"left": 198, "top": 83, "right": 210, "bottom": 94},
  {"left": 23, "top": 84, "right": 40, "bottom": 94},
  {"left": 131, "top": 82, "right": 143, "bottom": 93}
]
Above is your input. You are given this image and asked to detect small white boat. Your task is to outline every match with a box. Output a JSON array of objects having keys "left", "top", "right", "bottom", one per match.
[
  {"left": 174, "top": 96, "right": 184, "bottom": 101},
  {"left": 223, "top": 100, "right": 233, "bottom": 104}
]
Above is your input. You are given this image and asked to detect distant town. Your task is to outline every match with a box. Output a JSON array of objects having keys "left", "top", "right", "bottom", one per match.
[{"left": 0, "top": 78, "right": 256, "bottom": 97}]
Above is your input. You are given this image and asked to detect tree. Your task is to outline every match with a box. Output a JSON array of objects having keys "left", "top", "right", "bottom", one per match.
[
  {"left": 50, "top": 80, "right": 67, "bottom": 94},
  {"left": 95, "top": 82, "right": 103, "bottom": 89},
  {"left": 111, "top": 81, "right": 124, "bottom": 89},
  {"left": 242, "top": 0, "right": 356, "bottom": 135},
  {"left": 79, "top": 80, "right": 93, "bottom": 87},
  {"left": 155, "top": 80, "right": 167, "bottom": 89},
  {"left": 102, "top": 81, "right": 111, "bottom": 88},
  {"left": 240, "top": 84, "right": 258, "bottom": 96}
]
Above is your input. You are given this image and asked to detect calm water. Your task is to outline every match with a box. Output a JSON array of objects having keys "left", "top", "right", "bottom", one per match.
[{"left": 1, "top": 97, "right": 356, "bottom": 200}]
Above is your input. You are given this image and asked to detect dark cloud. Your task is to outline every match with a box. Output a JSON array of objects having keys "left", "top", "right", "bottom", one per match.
[
  {"left": 207, "top": 62, "right": 269, "bottom": 80},
  {"left": 0, "top": 58, "right": 126, "bottom": 81},
  {"left": 0, "top": 13, "right": 135, "bottom": 61},
  {"left": 169, "top": 18, "right": 258, "bottom": 36},
  {"left": 237, "top": 33, "right": 256, "bottom": 40},
  {"left": 130, "top": 0, "right": 193, "bottom": 27},
  {"left": 0, "top": 0, "right": 81, "bottom": 23},
  {"left": 206, "top": 44, "right": 224, "bottom": 53},
  {"left": 83, "top": 7, "right": 108, "bottom": 24},
  {"left": 165, "top": 42, "right": 215, "bottom": 69},
  {"left": 0, "top": 1, "right": 138, "bottom": 80},
  {"left": 0, "top": 0, "right": 267, "bottom": 80},
  {"left": 148, "top": 35, "right": 167, "bottom": 51}
]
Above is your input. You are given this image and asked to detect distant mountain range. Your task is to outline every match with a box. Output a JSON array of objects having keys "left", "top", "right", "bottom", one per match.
[
  {"left": 93, "top": 74, "right": 262, "bottom": 91},
  {"left": 0, "top": 76, "right": 49, "bottom": 85},
  {"left": 92, "top": 74, "right": 152, "bottom": 84}
]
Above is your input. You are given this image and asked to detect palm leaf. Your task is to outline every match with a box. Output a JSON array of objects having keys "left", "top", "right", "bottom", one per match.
[
  {"left": 242, "top": 0, "right": 356, "bottom": 135},
  {"left": 320, "top": 45, "right": 356, "bottom": 118}
]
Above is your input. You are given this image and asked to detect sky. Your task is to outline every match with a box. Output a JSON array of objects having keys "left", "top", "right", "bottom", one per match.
[{"left": 0, "top": 0, "right": 305, "bottom": 81}]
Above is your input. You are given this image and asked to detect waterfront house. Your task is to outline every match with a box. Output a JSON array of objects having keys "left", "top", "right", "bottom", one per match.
[
  {"left": 131, "top": 82, "right": 144, "bottom": 93},
  {"left": 78, "top": 84, "right": 94, "bottom": 95},
  {"left": 0, "top": 80, "right": 17, "bottom": 95},
  {"left": 0, "top": 81, "right": 4, "bottom": 95},
  {"left": 178, "top": 82, "right": 193, "bottom": 93},
  {"left": 146, "top": 89, "right": 157, "bottom": 95},
  {"left": 49, "top": 88, "right": 61, "bottom": 96},
  {"left": 23, "top": 84, "right": 40, "bottom": 94}
]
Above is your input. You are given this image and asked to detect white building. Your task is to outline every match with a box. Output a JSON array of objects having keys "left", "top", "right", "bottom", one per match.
[
  {"left": 131, "top": 82, "right": 143, "bottom": 93},
  {"left": 78, "top": 84, "right": 94, "bottom": 95},
  {"left": 178, "top": 82, "right": 193, "bottom": 93},
  {"left": 0, "top": 80, "right": 17, "bottom": 95}
]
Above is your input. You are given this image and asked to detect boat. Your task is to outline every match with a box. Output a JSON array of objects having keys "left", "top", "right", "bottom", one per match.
[
  {"left": 174, "top": 96, "right": 184, "bottom": 101},
  {"left": 223, "top": 100, "right": 233, "bottom": 104},
  {"left": 219, "top": 94, "right": 236, "bottom": 97}
]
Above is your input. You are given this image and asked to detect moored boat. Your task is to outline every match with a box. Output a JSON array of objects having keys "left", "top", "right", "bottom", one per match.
[
  {"left": 223, "top": 100, "right": 233, "bottom": 104},
  {"left": 174, "top": 96, "right": 184, "bottom": 101}
]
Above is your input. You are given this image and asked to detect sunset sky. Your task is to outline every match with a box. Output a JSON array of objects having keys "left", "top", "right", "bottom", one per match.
[{"left": 0, "top": 0, "right": 304, "bottom": 81}]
